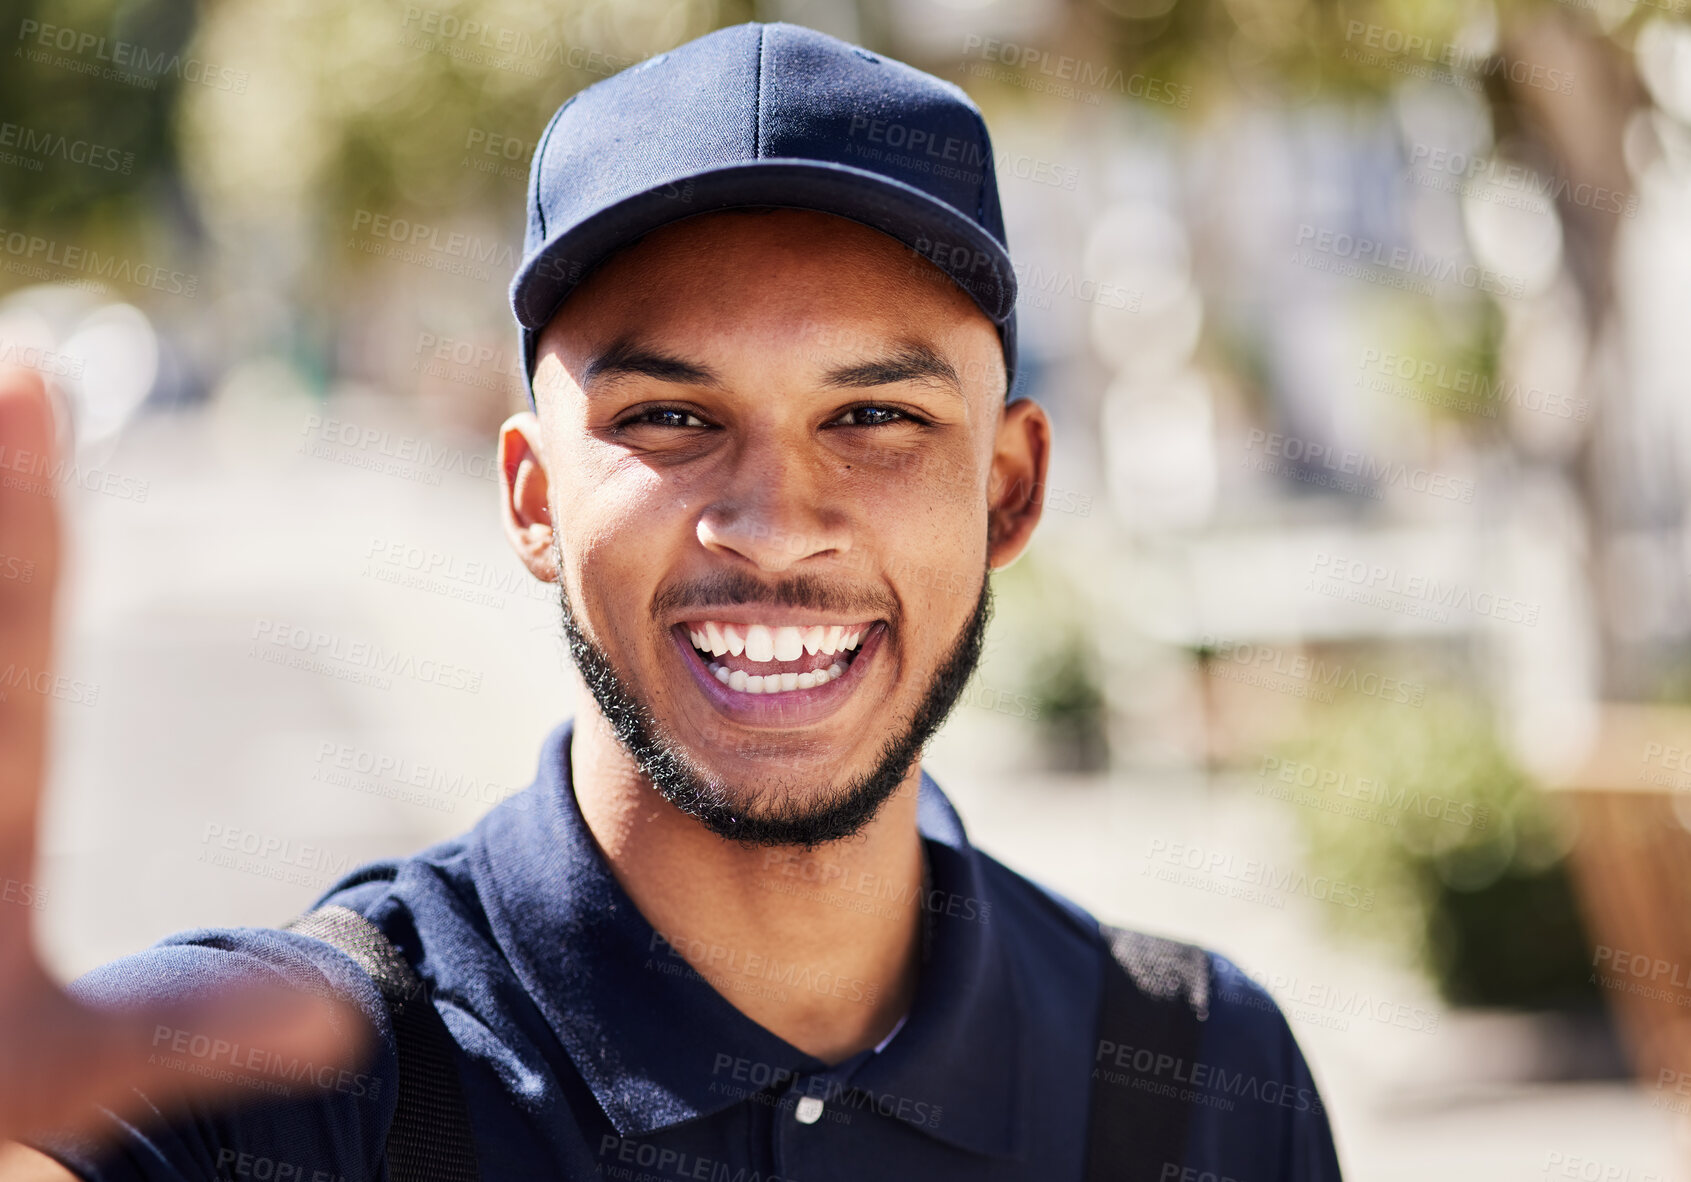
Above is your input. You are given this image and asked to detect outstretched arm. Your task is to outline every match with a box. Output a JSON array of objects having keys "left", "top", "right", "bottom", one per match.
[{"left": 0, "top": 367, "right": 363, "bottom": 1178}]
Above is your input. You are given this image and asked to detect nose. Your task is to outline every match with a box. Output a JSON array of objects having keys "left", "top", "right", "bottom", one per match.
[{"left": 695, "top": 438, "right": 853, "bottom": 572}]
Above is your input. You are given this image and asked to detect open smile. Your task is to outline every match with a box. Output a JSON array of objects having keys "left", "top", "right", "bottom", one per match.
[{"left": 669, "top": 617, "right": 887, "bottom": 727}]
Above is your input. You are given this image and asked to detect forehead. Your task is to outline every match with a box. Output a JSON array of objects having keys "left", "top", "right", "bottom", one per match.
[{"left": 535, "top": 208, "right": 993, "bottom": 375}]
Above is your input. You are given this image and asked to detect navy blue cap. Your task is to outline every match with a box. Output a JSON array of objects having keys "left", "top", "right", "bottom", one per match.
[{"left": 510, "top": 21, "right": 1018, "bottom": 405}]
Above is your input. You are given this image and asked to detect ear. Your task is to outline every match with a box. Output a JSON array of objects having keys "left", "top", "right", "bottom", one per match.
[
  {"left": 985, "top": 397, "right": 1051, "bottom": 571},
  {"left": 499, "top": 411, "right": 558, "bottom": 582}
]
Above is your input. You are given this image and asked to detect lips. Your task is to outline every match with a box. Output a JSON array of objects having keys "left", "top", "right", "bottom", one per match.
[
  {"left": 680, "top": 620, "right": 873, "bottom": 696},
  {"left": 668, "top": 619, "right": 887, "bottom": 726}
]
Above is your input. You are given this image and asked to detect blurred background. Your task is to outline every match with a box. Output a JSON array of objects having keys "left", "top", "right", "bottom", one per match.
[{"left": 5, "top": 0, "right": 1691, "bottom": 1176}]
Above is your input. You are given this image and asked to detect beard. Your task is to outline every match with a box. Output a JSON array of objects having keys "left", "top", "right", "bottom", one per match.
[{"left": 555, "top": 547, "right": 993, "bottom": 849}]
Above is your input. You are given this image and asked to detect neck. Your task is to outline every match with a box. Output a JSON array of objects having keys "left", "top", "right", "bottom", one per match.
[{"left": 569, "top": 704, "right": 926, "bottom": 1064}]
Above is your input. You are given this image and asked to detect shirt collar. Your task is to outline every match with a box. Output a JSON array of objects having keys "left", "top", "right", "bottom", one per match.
[{"left": 471, "top": 719, "right": 1028, "bottom": 1160}]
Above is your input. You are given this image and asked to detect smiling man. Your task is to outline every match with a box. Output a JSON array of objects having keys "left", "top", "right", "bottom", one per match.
[{"left": 0, "top": 21, "right": 1341, "bottom": 1182}]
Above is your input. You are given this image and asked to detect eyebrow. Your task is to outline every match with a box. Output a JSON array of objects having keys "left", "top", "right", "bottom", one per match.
[
  {"left": 580, "top": 338, "right": 963, "bottom": 398},
  {"left": 820, "top": 343, "right": 962, "bottom": 397},
  {"left": 582, "top": 339, "right": 724, "bottom": 392}
]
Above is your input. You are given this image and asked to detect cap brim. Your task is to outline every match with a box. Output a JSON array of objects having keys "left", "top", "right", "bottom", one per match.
[{"left": 512, "top": 158, "right": 1018, "bottom": 395}]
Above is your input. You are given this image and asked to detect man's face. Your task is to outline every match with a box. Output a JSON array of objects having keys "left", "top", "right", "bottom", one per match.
[{"left": 502, "top": 208, "right": 1048, "bottom": 847}]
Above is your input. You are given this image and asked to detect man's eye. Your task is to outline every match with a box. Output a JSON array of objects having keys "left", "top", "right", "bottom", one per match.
[
  {"left": 835, "top": 405, "right": 909, "bottom": 427},
  {"left": 623, "top": 407, "right": 707, "bottom": 429}
]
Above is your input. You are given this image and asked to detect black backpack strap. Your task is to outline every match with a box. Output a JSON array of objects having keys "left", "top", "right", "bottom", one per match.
[
  {"left": 1085, "top": 922, "right": 1212, "bottom": 1182},
  {"left": 283, "top": 904, "right": 481, "bottom": 1182}
]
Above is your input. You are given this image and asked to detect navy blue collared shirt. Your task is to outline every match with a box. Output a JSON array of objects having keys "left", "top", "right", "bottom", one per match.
[{"left": 35, "top": 720, "right": 1342, "bottom": 1180}]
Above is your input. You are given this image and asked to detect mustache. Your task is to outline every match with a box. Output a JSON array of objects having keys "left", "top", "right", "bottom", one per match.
[{"left": 650, "top": 568, "right": 899, "bottom": 622}]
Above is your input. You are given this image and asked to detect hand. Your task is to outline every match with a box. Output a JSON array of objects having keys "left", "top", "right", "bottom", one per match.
[{"left": 0, "top": 366, "right": 366, "bottom": 1153}]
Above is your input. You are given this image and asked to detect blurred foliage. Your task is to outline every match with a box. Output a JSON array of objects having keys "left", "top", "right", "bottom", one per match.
[
  {"left": 0, "top": 0, "right": 199, "bottom": 251},
  {"left": 1030, "top": 636, "right": 1110, "bottom": 771},
  {"left": 980, "top": 545, "right": 1114, "bottom": 771},
  {"left": 1281, "top": 686, "right": 1601, "bottom": 1008}
]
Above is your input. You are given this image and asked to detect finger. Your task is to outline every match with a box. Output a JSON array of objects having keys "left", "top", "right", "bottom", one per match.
[
  {"left": 0, "top": 368, "right": 59, "bottom": 920},
  {"left": 0, "top": 1141, "right": 77, "bottom": 1181},
  {"left": 1, "top": 964, "right": 373, "bottom": 1145}
]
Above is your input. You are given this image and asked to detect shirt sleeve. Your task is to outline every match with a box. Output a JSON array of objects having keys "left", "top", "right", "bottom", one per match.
[
  {"left": 23, "top": 927, "right": 398, "bottom": 1182},
  {"left": 1181, "top": 954, "right": 1345, "bottom": 1181}
]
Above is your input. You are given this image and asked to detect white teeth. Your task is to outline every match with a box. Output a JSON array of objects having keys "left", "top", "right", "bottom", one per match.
[
  {"left": 773, "top": 626, "right": 804, "bottom": 662},
  {"left": 744, "top": 624, "right": 775, "bottom": 662},
  {"left": 708, "top": 660, "right": 844, "bottom": 694},
  {"left": 691, "top": 620, "right": 873, "bottom": 658}
]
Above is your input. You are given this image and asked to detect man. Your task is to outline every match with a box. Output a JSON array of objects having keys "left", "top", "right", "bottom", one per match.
[{"left": 0, "top": 22, "right": 1342, "bottom": 1182}]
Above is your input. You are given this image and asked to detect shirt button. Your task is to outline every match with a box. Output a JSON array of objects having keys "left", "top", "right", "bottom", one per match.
[{"left": 795, "top": 1096, "right": 825, "bottom": 1124}]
